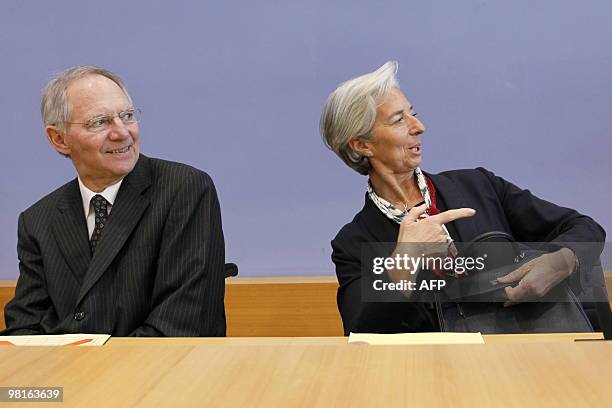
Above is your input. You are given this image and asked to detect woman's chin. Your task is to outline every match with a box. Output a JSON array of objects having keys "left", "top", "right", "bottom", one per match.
[{"left": 406, "top": 157, "right": 422, "bottom": 170}]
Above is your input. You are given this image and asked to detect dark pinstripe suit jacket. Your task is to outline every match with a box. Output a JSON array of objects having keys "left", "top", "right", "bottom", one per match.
[{"left": 2, "top": 154, "right": 226, "bottom": 337}]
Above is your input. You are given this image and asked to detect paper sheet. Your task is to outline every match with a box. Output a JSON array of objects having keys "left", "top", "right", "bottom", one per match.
[
  {"left": 348, "top": 332, "right": 485, "bottom": 345},
  {"left": 0, "top": 334, "right": 110, "bottom": 346}
]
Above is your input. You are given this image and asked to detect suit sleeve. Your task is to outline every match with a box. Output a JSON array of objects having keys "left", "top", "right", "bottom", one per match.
[
  {"left": 129, "top": 171, "right": 226, "bottom": 337},
  {"left": 478, "top": 167, "right": 606, "bottom": 289},
  {"left": 2, "top": 213, "right": 53, "bottom": 335},
  {"left": 332, "top": 236, "right": 432, "bottom": 335}
]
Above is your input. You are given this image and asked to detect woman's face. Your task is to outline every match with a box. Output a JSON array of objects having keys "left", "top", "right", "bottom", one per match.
[{"left": 366, "top": 88, "right": 425, "bottom": 175}]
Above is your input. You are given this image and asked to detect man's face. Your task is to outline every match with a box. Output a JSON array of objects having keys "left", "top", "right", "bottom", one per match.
[{"left": 55, "top": 74, "right": 140, "bottom": 191}]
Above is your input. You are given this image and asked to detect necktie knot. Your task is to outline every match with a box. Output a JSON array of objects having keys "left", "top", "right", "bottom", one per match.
[{"left": 92, "top": 194, "right": 108, "bottom": 214}]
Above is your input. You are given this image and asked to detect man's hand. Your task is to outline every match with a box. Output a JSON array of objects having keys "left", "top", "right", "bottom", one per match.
[{"left": 497, "top": 248, "right": 577, "bottom": 305}]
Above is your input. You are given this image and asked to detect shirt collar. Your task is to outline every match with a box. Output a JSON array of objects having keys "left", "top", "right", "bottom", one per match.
[{"left": 77, "top": 177, "right": 123, "bottom": 218}]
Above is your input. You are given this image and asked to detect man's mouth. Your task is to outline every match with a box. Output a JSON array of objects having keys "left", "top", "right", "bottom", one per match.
[{"left": 108, "top": 145, "right": 131, "bottom": 154}]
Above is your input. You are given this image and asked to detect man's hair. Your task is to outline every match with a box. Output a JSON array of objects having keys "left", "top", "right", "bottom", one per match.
[
  {"left": 41, "top": 66, "right": 133, "bottom": 134},
  {"left": 320, "top": 61, "right": 399, "bottom": 175}
]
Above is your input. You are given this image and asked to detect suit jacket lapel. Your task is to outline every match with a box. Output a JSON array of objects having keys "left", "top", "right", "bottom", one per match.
[
  {"left": 360, "top": 194, "right": 399, "bottom": 242},
  {"left": 77, "top": 155, "right": 152, "bottom": 304},
  {"left": 52, "top": 179, "right": 92, "bottom": 284},
  {"left": 426, "top": 172, "right": 479, "bottom": 242}
]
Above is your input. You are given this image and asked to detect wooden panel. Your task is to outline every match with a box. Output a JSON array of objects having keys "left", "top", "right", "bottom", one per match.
[
  {"left": 0, "top": 278, "right": 344, "bottom": 336},
  {"left": 1, "top": 273, "right": 611, "bottom": 335},
  {"left": 224, "top": 276, "right": 343, "bottom": 337},
  {"left": 0, "top": 281, "right": 15, "bottom": 331}
]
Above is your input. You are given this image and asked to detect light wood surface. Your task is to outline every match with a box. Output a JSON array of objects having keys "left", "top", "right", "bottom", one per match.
[
  {"left": 2, "top": 273, "right": 611, "bottom": 336},
  {"left": 0, "top": 336, "right": 611, "bottom": 407},
  {"left": 105, "top": 332, "right": 605, "bottom": 346}
]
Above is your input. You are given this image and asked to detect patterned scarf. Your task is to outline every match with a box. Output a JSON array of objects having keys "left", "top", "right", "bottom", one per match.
[
  {"left": 368, "top": 167, "right": 431, "bottom": 223},
  {"left": 367, "top": 168, "right": 458, "bottom": 268}
]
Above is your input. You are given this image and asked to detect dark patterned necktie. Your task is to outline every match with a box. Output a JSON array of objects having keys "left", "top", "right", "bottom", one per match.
[{"left": 90, "top": 194, "right": 109, "bottom": 253}]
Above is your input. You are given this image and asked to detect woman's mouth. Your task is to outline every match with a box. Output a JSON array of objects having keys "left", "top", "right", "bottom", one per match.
[{"left": 409, "top": 145, "right": 421, "bottom": 154}]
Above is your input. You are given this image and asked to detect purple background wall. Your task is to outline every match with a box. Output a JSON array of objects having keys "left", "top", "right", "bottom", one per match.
[{"left": 0, "top": 1, "right": 610, "bottom": 278}]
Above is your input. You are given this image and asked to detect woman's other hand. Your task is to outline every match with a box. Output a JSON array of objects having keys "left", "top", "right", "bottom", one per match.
[{"left": 497, "top": 248, "right": 577, "bottom": 305}]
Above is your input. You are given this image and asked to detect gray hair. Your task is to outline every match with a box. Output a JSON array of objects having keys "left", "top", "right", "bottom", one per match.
[
  {"left": 41, "top": 66, "right": 133, "bottom": 134},
  {"left": 320, "top": 61, "right": 399, "bottom": 175}
]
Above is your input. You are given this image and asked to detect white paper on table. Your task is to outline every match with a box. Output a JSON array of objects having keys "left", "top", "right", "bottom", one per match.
[
  {"left": 0, "top": 334, "right": 110, "bottom": 346},
  {"left": 348, "top": 332, "right": 484, "bottom": 345}
]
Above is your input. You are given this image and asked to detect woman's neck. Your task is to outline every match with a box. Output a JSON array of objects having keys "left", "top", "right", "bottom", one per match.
[{"left": 369, "top": 169, "right": 422, "bottom": 209}]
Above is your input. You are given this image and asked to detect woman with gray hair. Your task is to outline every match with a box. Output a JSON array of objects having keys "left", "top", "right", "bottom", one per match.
[{"left": 321, "top": 61, "right": 605, "bottom": 335}]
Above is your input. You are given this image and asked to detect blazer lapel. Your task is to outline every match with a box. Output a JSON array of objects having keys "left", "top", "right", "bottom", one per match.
[
  {"left": 77, "top": 155, "right": 152, "bottom": 304},
  {"left": 427, "top": 172, "right": 479, "bottom": 242},
  {"left": 52, "top": 179, "right": 92, "bottom": 284},
  {"left": 360, "top": 194, "right": 400, "bottom": 242}
]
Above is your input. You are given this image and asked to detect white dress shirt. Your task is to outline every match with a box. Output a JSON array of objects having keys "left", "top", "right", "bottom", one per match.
[{"left": 77, "top": 177, "right": 123, "bottom": 239}]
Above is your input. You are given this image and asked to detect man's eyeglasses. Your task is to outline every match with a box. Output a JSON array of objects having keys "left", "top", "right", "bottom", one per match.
[{"left": 65, "top": 108, "right": 140, "bottom": 132}]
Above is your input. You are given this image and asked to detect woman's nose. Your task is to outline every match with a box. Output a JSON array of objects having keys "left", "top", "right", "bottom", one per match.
[{"left": 408, "top": 114, "right": 425, "bottom": 136}]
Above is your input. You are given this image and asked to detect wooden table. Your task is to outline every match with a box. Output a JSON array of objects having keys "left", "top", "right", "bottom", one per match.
[{"left": 1, "top": 334, "right": 610, "bottom": 407}]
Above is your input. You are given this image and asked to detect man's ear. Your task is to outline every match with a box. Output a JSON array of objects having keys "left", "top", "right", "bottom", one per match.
[
  {"left": 348, "top": 137, "right": 374, "bottom": 158},
  {"left": 45, "top": 126, "right": 71, "bottom": 157}
]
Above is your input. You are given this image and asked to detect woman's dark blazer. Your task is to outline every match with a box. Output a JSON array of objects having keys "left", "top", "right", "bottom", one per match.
[{"left": 331, "top": 168, "right": 606, "bottom": 335}]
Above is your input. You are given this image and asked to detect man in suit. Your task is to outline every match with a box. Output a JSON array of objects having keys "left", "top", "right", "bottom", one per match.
[{"left": 2, "top": 66, "right": 226, "bottom": 336}]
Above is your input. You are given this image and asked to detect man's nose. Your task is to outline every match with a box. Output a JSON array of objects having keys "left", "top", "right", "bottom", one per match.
[{"left": 107, "top": 117, "right": 130, "bottom": 138}]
